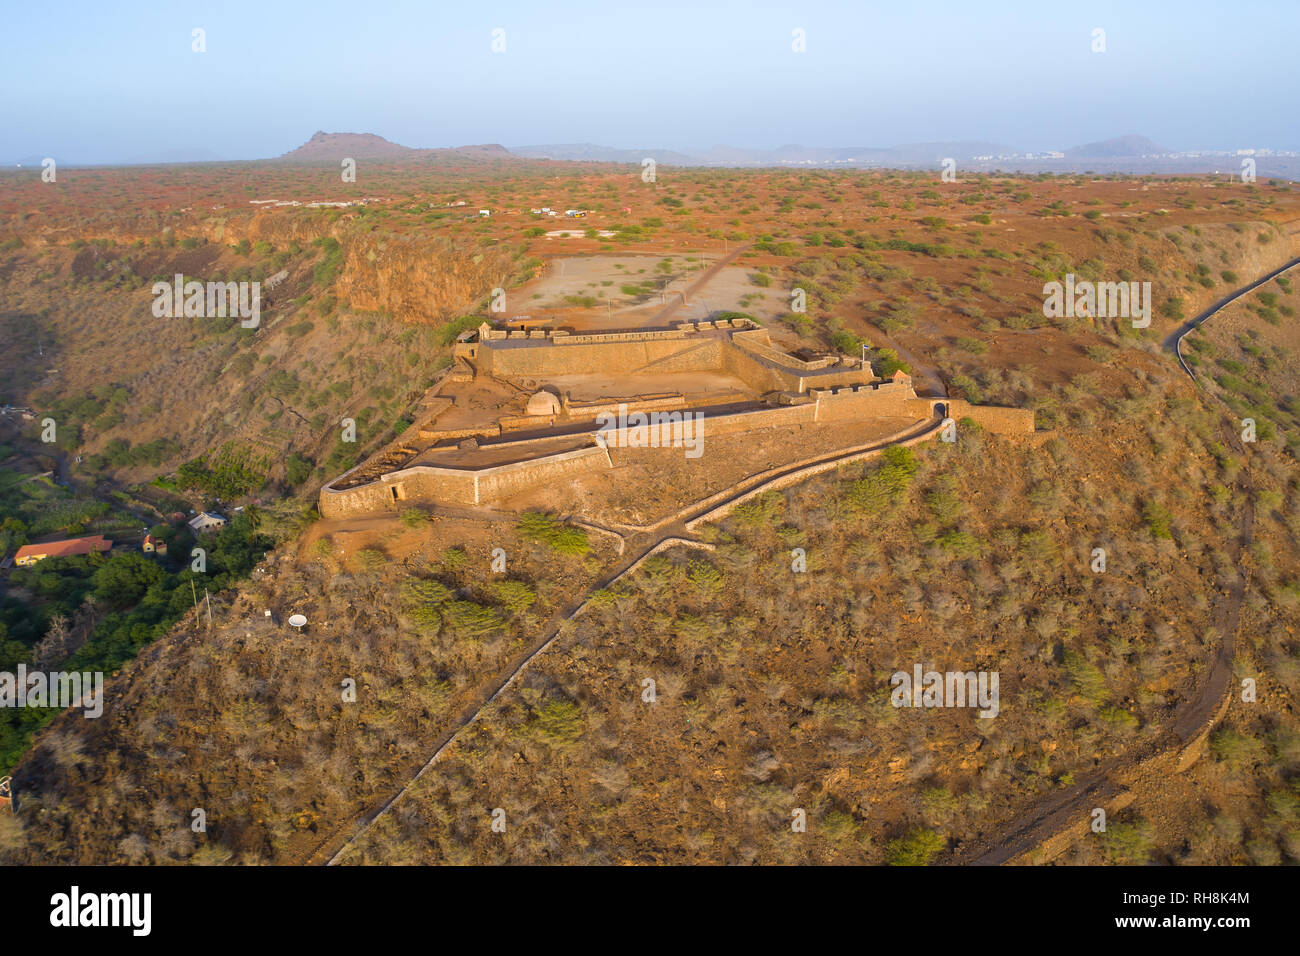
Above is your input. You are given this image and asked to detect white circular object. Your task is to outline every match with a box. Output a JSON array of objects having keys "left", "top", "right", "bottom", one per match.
[{"left": 287, "top": 614, "right": 307, "bottom": 629}]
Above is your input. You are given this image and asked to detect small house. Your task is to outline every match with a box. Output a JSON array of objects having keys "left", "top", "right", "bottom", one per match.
[
  {"left": 142, "top": 532, "right": 168, "bottom": 555},
  {"left": 188, "top": 512, "right": 227, "bottom": 534}
]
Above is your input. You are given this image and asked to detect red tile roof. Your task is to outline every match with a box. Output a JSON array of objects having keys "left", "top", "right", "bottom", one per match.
[{"left": 14, "top": 534, "right": 112, "bottom": 563}]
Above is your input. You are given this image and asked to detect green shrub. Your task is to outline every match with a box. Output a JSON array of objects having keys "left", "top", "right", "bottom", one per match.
[
  {"left": 884, "top": 828, "right": 945, "bottom": 865},
  {"left": 517, "top": 512, "right": 589, "bottom": 555},
  {"left": 847, "top": 446, "right": 917, "bottom": 515}
]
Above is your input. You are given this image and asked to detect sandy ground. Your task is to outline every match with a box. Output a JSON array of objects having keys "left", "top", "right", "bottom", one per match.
[{"left": 510, "top": 255, "right": 788, "bottom": 329}]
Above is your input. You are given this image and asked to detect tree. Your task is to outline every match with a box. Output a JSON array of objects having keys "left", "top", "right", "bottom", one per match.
[{"left": 91, "top": 553, "right": 163, "bottom": 608}]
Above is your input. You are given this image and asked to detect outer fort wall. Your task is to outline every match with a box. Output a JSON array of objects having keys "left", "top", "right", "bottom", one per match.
[
  {"left": 474, "top": 446, "right": 610, "bottom": 501},
  {"left": 941, "top": 400, "right": 1036, "bottom": 435},
  {"left": 320, "top": 445, "right": 611, "bottom": 516},
  {"left": 812, "top": 383, "right": 920, "bottom": 420}
]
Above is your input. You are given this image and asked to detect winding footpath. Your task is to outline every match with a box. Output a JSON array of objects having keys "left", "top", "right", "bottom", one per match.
[
  {"left": 309, "top": 257, "right": 1296, "bottom": 866},
  {"left": 955, "top": 260, "right": 1284, "bottom": 865},
  {"left": 306, "top": 415, "right": 944, "bottom": 864},
  {"left": 1164, "top": 255, "right": 1300, "bottom": 381}
]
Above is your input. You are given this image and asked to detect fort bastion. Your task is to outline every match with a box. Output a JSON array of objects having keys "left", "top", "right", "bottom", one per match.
[{"left": 319, "top": 317, "right": 1034, "bottom": 518}]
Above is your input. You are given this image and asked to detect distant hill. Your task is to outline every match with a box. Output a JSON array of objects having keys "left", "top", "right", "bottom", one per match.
[
  {"left": 1065, "top": 135, "right": 1169, "bottom": 158},
  {"left": 279, "top": 131, "right": 419, "bottom": 161},
  {"left": 278, "top": 131, "right": 510, "bottom": 162}
]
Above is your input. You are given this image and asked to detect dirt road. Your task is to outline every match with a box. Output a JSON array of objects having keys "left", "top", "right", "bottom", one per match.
[{"left": 1164, "top": 255, "right": 1300, "bottom": 380}]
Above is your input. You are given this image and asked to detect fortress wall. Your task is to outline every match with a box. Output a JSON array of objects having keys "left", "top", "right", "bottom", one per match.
[
  {"left": 417, "top": 423, "right": 502, "bottom": 442},
  {"left": 724, "top": 337, "right": 875, "bottom": 393},
  {"left": 320, "top": 444, "right": 611, "bottom": 514},
  {"left": 475, "top": 445, "right": 610, "bottom": 501},
  {"left": 319, "top": 474, "right": 398, "bottom": 517},
  {"left": 801, "top": 366, "right": 880, "bottom": 390},
  {"left": 627, "top": 339, "right": 725, "bottom": 375},
  {"left": 320, "top": 467, "right": 477, "bottom": 518},
  {"left": 475, "top": 325, "right": 872, "bottom": 395},
  {"left": 718, "top": 338, "right": 798, "bottom": 391},
  {"left": 732, "top": 329, "right": 834, "bottom": 371},
  {"left": 567, "top": 394, "right": 688, "bottom": 420},
  {"left": 556, "top": 328, "right": 693, "bottom": 344},
  {"left": 480, "top": 336, "right": 712, "bottom": 379},
  {"left": 943, "top": 400, "right": 1036, "bottom": 435},
  {"left": 598, "top": 404, "right": 819, "bottom": 453},
  {"left": 810, "top": 382, "right": 922, "bottom": 421}
]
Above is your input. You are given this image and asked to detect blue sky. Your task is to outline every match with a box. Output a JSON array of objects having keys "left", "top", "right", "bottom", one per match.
[{"left": 2, "top": 0, "right": 1297, "bottom": 162}]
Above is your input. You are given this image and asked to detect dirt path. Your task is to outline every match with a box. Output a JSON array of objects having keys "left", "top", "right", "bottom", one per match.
[
  {"left": 1164, "top": 255, "right": 1300, "bottom": 380},
  {"left": 951, "top": 266, "right": 1277, "bottom": 866},
  {"left": 649, "top": 244, "right": 751, "bottom": 324}
]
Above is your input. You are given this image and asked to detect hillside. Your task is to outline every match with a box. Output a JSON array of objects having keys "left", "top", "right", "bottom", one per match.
[{"left": 0, "top": 159, "right": 1298, "bottom": 865}]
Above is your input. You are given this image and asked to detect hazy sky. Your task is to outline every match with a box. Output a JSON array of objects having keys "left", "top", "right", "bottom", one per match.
[{"left": 3, "top": 0, "right": 1298, "bottom": 163}]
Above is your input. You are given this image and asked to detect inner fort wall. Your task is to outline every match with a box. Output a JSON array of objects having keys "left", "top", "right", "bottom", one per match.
[{"left": 479, "top": 336, "right": 715, "bottom": 379}]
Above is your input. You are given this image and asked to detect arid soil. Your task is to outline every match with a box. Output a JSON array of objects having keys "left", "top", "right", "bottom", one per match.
[{"left": 0, "top": 159, "right": 1297, "bottom": 865}]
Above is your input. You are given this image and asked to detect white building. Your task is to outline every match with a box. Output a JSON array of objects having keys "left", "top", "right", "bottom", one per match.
[{"left": 188, "top": 511, "right": 227, "bottom": 534}]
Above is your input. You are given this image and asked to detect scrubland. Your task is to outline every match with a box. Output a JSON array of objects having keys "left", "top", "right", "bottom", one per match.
[{"left": 0, "top": 158, "right": 1297, "bottom": 863}]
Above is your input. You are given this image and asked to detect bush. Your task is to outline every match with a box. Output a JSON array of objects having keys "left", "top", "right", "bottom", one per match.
[
  {"left": 489, "top": 580, "right": 536, "bottom": 614},
  {"left": 884, "top": 828, "right": 945, "bottom": 865},
  {"left": 531, "top": 699, "right": 585, "bottom": 743},
  {"left": 399, "top": 508, "right": 431, "bottom": 528},
  {"left": 847, "top": 446, "right": 917, "bottom": 515},
  {"left": 312, "top": 237, "right": 343, "bottom": 287},
  {"left": 1210, "top": 728, "right": 1267, "bottom": 769},
  {"left": 285, "top": 453, "right": 315, "bottom": 486},
  {"left": 1142, "top": 501, "right": 1173, "bottom": 539},
  {"left": 517, "top": 512, "right": 589, "bottom": 555},
  {"left": 1063, "top": 649, "right": 1108, "bottom": 706}
]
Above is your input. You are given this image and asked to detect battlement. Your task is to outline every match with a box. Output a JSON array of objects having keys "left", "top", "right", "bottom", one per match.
[{"left": 457, "top": 317, "right": 873, "bottom": 394}]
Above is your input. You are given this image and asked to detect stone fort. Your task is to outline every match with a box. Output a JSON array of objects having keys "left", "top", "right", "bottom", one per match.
[{"left": 319, "top": 316, "right": 1033, "bottom": 518}]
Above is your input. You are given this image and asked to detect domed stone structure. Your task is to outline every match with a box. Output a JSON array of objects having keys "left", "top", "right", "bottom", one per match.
[{"left": 525, "top": 389, "right": 561, "bottom": 417}]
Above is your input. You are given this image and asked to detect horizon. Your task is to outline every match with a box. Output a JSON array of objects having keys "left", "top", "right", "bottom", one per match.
[{"left": 3, "top": 0, "right": 1298, "bottom": 164}]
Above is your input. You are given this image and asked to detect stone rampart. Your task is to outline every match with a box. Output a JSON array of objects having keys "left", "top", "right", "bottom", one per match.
[{"left": 319, "top": 444, "right": 611, "bottom": 516}]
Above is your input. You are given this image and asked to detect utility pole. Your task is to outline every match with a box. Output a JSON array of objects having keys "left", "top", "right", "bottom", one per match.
[
  {"left": 205, "top": 588, "right": 213, "bottom": 632},
  {"left": 191, "top": 579, "right": 199, "bottom": 623}
]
